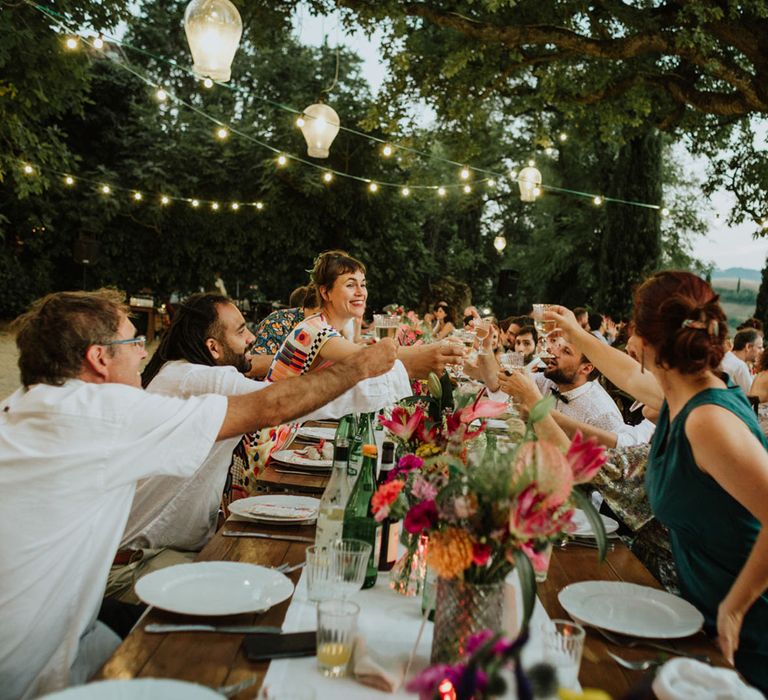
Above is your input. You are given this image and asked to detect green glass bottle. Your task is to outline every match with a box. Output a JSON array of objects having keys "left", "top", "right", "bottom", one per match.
[
  {"left": 346, "top": 412, "right": 374, "bottom": 487},
  {"left": 342, "top": 443, "right": 379, "bottom": 588}
]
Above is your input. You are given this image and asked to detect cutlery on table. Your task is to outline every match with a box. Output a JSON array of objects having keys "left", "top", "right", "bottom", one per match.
[
  {"left": 222, "top": 531, "right": 314, "bottom": 543},
  {"left": 606, "top": 650, "right": 663, "bottom": 671},
  {"left": 560, "top": 539, "right": 615, "bottom": 551},
  {"left": 216, "top": 676, "right": 261, "bottom": 698},
  {"left": 592, "top": 625, "right": 710, "bottom": 661},
  {"left": 145, "top": 623, "right": 281, "bottom": 634}
]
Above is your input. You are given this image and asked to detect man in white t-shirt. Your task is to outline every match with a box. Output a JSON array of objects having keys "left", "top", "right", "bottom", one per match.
[
  {"left": 106, "top": 293, "right": 412, "bottom": 602},
  {"left": 0, "top": 289, "right": 397, "bottom": 700},
  {"left": 722, "top": 328, "right": 763, "bottom": 396}
]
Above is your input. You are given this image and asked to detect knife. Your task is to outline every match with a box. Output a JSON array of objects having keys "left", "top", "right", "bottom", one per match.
[
  {"left": 223, "top": 531, "right": 314, "bottom": 543},
  {"left": 145, "top": 623, "right": 282, "bottom": 634}
]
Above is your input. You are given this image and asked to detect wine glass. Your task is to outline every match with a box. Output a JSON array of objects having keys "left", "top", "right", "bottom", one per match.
[
  {"left": 532, "top": 303, "right": 556, "bottom": 358},
  {"left": 452, "top": 329, "right": 478, "bottom": 378},
  {"left": 474, "top": 319, "right": 491, "bottom": 355}
]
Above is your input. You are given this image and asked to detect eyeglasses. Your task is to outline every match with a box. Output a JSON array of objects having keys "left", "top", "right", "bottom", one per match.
[{"left": 98, "top": 335, "right": 146, "bottom": 349}]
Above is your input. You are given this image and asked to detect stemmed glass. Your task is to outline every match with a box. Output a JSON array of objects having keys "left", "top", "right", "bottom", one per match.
[
  {"left": 474, "top": 319, "right": 491, "bottom": 355},
  {"left": 532, "top": 303, "right": 556, "bottom": 359},
  {"left": 450, "top": 329, "right": 478, "bottom": 379},
  {"left": 498, "top": 351, "right": 525, "bottom": 414}
]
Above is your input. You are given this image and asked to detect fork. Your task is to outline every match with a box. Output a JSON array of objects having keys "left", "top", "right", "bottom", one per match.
[
  {"left": 606, "top": 650, "right": 663, "bottom": 671},
  {"left": 592, "top": 626, "right": 710, "bottom": 661}
]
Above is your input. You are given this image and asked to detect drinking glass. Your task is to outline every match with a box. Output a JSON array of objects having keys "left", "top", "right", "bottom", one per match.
[
  {"left": 474, "top": 319, "right": 491, "bottom": 354},
  {"left": 541, "top": 619, "right": 585, "bottom": 689},
  {"left": 373, "top": 314, "right": 400, "bottom": 342},
  {"left": 533, "top": 542, "right": 554, "bottom": 583},
  {"left": 305, "top": 545, "right": 335, "bottom": 602},
  {"left": 499, "top": 351, "right": 525, "bottom": 372},
  {"left": 316, "top": 600, "right": 359, "bottom": 677},
  {"left": 452, "top": 329, "right": 478, "bottom": 376},
  {"left": 532, "top": 303, "right": 556, "bottom": 358},
  {"left": 331, "top": 539, "right": 372, "bottom": 598}
]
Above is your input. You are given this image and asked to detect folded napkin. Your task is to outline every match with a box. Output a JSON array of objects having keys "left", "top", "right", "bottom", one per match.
[
  {"left": 652, "top": 658, "right": 763, "bottom": 700},
  {"left": 352, "top": 636, "right": 406, "bottom": 693}
]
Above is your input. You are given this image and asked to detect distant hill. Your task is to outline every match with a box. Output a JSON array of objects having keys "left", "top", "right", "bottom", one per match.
[{"left": 711, "top": 267, "right": 762, "bottom": 281}]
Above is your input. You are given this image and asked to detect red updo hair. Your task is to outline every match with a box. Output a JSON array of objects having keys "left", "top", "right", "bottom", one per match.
[{"left": 633, "top": 270, "right": 727, "bottom": 374}]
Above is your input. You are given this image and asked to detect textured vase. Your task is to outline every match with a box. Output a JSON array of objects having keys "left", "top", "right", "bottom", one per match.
[{"left": 430, "top": 577, "right": 505, "bottom": 664}]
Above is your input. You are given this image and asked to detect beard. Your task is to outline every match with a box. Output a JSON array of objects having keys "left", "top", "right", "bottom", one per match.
[
  {"left": 543, "top": 364, "right": 579, "bottom": 386},
  {"left": 217, "top": 343, "right": 252, "bottom": 374}
]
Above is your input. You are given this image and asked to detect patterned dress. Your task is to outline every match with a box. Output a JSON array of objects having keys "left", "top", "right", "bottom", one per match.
[
  {"left": 250, "top": 307, "right": 305, "bottom": 355},
  {"left": 266, "top": 313, "right": 341, "bottom": 381}
]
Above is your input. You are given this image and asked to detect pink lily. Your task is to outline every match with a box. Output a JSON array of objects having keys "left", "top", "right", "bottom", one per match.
[
  {"left": 513, "top": 440, "right": 573, "bottom": 509},
  {"left": 509, "top": 484, "right": 574, "bottom": 540},
  {"left": 456, "top": 396, "right": 508, "bottom": 424},
  {"left": 566, "top": 430, "right": 607, "bottom": 484},
  {"left": 379, "top": 405, "right": 424, "bottom": 442}
]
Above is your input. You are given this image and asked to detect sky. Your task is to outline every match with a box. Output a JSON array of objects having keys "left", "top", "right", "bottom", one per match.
[{"left": 294, "top": 8, "right": 768, "bottom": 272}]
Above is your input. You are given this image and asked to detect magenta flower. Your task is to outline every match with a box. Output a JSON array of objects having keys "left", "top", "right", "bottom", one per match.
[
  {"left": 472, "top": 541, "right": 492, "bottom": 566},
  {"left": 378, "top": 405, "right": 424, "bottom": 442},
  {"left": 406, "top": 663, "right": 464, "bottom": 700},
  {"left": 411, "top": 476, "right": 438, "bottom": 501},
  {"left": 403, "top": 499, "right": 438, "bottom": 534},
  {"left": 566, "top": 430, "right": 607, "bottom": 484},
  {"left": 509, "top": 484, "right": 574, "bottom": 540},
  {"left": 456, "top": 397, "right": 508, "bottom": 424}
]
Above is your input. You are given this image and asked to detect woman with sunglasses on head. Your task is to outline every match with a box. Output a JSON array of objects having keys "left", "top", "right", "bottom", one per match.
[{"left": 545, "top": 271, "right": 768, "bottom": 693}]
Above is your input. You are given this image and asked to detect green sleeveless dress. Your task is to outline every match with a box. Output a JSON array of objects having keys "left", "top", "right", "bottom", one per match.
[{"left": 646, "top": 384, "right": 768, "bottom": 692}]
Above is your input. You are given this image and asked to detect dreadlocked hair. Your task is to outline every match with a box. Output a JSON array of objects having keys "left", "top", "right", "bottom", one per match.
[{"left": 141, "top": 293, "right": 230, "bottom": 388}]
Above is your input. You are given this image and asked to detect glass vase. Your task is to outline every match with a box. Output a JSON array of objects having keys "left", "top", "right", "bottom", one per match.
[
  {"left": 389, "top": 533, "right": 428, "bottom": 596},
  {"left": 430, "top": 577, "right": 505, "bottom": 664}
]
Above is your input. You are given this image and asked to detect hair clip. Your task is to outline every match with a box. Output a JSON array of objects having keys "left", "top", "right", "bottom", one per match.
[{"left": 681, "top": 318, "right": 719, "bottom": 336}]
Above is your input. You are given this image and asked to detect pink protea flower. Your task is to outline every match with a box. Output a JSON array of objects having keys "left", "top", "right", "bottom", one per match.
[
  {"left": 379, "top": 405, "right": 424, "bottom": 442},
  {"left": 513, "top": 440, "right": 574, "bottom": 508},
  {"left": 566, "top": 430, "right": 607, "bottom": 484},
  {"left": 509, "top": 484, "right": 574, "bottom": 540}
]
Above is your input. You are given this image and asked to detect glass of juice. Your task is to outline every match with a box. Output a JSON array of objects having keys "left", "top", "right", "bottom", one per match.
[{"left": 316, "top": 599, "right": 359, "bottom": 677}]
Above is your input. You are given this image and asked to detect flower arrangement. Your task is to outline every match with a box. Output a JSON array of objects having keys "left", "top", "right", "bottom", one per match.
[{"left": 374, "top": 390, "right": 609, "bottom": 626}]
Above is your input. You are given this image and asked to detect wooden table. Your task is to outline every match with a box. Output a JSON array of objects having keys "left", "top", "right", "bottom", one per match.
[{"left": 98, "top": 527, "right": 727, "bottom": 699}]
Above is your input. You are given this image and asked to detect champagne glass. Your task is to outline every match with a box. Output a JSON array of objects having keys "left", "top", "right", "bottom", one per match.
[
  {"left": 452, "top": 329, "right": 478, "bottom": 378},
  {"left": 474, "top": 319, "right": 491, "bottom": 355}
]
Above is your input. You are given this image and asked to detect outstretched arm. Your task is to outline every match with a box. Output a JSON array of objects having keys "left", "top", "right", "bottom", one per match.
[{"left": 217, "top": 340, "right": 398, "bottom": 439}]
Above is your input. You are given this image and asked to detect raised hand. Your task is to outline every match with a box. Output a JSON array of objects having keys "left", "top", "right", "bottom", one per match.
[{"left": 357, "top": 338, "right": 398, "bottom": 378}]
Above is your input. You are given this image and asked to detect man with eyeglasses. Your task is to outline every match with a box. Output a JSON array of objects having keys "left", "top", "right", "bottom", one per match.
[
  {"left": 104, "top": 293, "right": 413, "bottom": 609},
  {"left": 0, "top": 289, "right": 397, "bottom": 700}
]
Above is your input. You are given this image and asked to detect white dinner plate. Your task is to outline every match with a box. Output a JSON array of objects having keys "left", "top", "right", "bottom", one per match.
[
  {"left": 297, "top": 426, "right": 336, "bottom": 442},
  {"left": 228, "top": 495, "right": 319, "bottom": 523},
  {"left": 135, "top": 562, "right": 294, "bottom": 616},
  {"left": 271, "top": 449, "right": 332, "bottom": 470},
  {"left": 558, "top": 581, "right": 704, "bottom": 638},
  {"left": 40, "top": 679, "right": 222, "bottom": 699},
  {"left": 570, "top": 509, "right": 619, "bottom": 537}
]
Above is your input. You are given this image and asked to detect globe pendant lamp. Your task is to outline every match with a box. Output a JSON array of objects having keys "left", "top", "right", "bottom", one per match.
[
  {"left": 517, "top": 166, "right": 542, "bottom": 202},
  {"left": 299, "top": 102, "right": 340, "bottom": 158},
  {"left": 493, "top": 235, "right": 507, "bottom": 252},
  {"left": 184, "top": 0, "right": 243, "bottom": 82}
]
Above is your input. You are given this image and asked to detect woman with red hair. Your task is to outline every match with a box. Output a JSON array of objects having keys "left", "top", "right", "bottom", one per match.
[{"left": 547, "top": 271, "right": 768, "bottom": 693}]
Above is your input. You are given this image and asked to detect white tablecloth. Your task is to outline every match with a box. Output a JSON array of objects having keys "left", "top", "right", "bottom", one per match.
[{"left": 262, "top": 569, "right": 560, "bottom": 697}]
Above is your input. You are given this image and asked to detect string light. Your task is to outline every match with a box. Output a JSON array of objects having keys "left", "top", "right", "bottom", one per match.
[
  {"left": 382, "top": 144, "right": 393, "bottom": 157},
  {"left": 401, "top": 186, "right": 410, "bottom": 197},
  {"left": 437, "top": 186, "right": 446, "bottom": 197},
  {"left": 527, "top": 159, "right": 536, "bottom": 167},
  {"left": 463, "top": 184, "right": 471, "bottom": 194},
  {"left": 488, "top": 179, "right": 496, "bottom": 188},
  {"left": 100, "top": 184, "right": 111, "bottom": 194},
  {"left": 155, "top": 87, "right": 168, "bottom": 102},
  {"left": 65, "top": 36, "right": 79, "bottom": 50},
  {"left": 255, "top": 201, "right": 264, "bottom": 210},
  {"left": 322, "top": 171, "right": 333, "bottom": 183},
  {"left": 92, "top": 36, "right": 104, "bottom": 49},
  {"left": 533, "top": 186, "right": 542, "bottom": 197},
  {"left": 64, "top": 175, "right": 75, "bottom": 185},
  {"left": 160, "top": 195, "right": 170, "bottom": 205},
  {"left": 593, "top": 195, "right": 603, "bottom": 206},
  {"left": 202, "top": 77, "right": 214, "bottom": 88},
  {"left": 191, "top": 198, "right": 200, "bottom": 207},
  {"left": 295, "top": 116, "right": 305, "bottom": 128},
  {"left": 545, "top": 147, "right": 555, "bottom": 156},
  {"left": 23, "top": 164, "right": 34, "bottom": 175},
  {"left": 460, "top": 167, "right": 471, "bottom": 180},
  {"left": 231, "top": 202, "right": 239, "bottom": 210},
  {"left": 133, "top": 191, "right": 143, "bottom": 201},
  {"left": 276, "top": 154, "right": 287, "bottom": 166},
  {"left": 661, "top": 207, "right": 670, "bottom": 217},
  {"left": 211, "top": 201, "right": 219, "bottom": 210},
  {"left": 368, "top": 182, "right": 379, "bottom": 193},
  {"left": 509, "top": 169, "right": 518, "bottom": 180},
  {"left": 216, "top": 126, "right": 228, "bottom": 139},
  {"left": 559, "top": 132, "right": 568, "bottom": 142}
]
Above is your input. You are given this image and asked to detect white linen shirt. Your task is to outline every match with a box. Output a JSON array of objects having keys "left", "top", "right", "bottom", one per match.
[
  {"left": 0, "top": 380, "right": 227, "bottom": 700},
  {"left": 721, "top": 351, "right": 752, "bottom": 396},
  {"left": 120, "top": 360, "right": 412, "bottom": 552}
]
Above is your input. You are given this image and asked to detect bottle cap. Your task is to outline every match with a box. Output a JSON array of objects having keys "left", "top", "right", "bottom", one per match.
[{"left": 362, "top": 444, "right": 378, "bottom": 458}]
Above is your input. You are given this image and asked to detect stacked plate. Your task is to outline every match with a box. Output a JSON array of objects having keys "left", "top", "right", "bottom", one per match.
[
  {"left": 570, "top": 508, "right": 620, "bottom": 538},
  {"left": 228, "top": 495, "right": 320, "bottom": 526},
  {"left": 271, "top": 449, "right": 332, "bottom": 472},
  {"left": 296, "top": 425, "right": 336, "bottom": 442}
]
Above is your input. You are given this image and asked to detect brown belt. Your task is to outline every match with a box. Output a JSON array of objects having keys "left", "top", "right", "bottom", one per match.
[{"left": 113, "top": 549, "right": 143, "bottom": 566}]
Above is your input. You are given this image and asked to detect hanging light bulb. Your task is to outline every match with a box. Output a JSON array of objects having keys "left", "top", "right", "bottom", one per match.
[
  {"left": 216, "top": 126, "right": 229, "bottom": 139},
  {"left": 494, "top": 235, "right": 507, "bottom": 252},
  {"left": 368, "top": 182, "right": 379, "bottom": 193},
  {"left": 100, "top": 184, "right": 111, "bottom": 194},
  {"left": 298, "top": 102, "right": 340, "bottom": 158},
  {"left": 161, "top": 195, "right": 170, "bottom": 205},
  {"left": 211, "top": 201, "right": 220, "bottom": 210},
  {"left": 382, "top": 144, "right": 393, "bottom": 157},
  {"left": 460, "top": 167, "right": 470, "bottom": 180},
  {"left": 463, "top": 184, "right": 472, "bottom": 194},
  {"left": 64, "top": 175, "right": 75, "bottom": 186},
  {"left": 517, "top": 166, "right": 542, "bottom": 202},
  {"left": 322, "top": 171, "right": 333, "bottom": 183},
  {"left": 277, "top": 154, "right": 287, "bottom": 166},
  {"left": 255, "top": 201, "right": 264, "bottom": 210},
  {"left": 191, "top": 199, "right": 200, "bottom": 207},
  {"left": 401, "top": 187, "right": 410, "bottom": 197},
  {"left": 184, "top": 0, "right": 243, "bottom": 82},
  {"left": 65, "top": 36, "right": 79, "bottom": 50},
  {"left": 437, "top": 187, "right": 447, "bottom": 197},
  {"left": 593, "top": 195, "right": 603, "bottom": 206},
  {"left": 155, "top": 87, "right": 168, "bottom": 102},
  {"left": 133, "top": 191, "right": 143, "bottom": 201},
  {"left": 231, "top": 202, "right": 239, "bottom": 210}
]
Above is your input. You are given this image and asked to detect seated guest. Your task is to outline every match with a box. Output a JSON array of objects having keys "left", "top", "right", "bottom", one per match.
[
  {"left": 105, "top": 293, "right": 412, "bottom": 605},
  {"left": 588, "top": 312, "right": 610, "bottom": 344},
  {"left": 573, "top": 306, "right": 589, "bottom": 330},
  {"left": 722, "top": 328, "right": 763, "bottom": 395},
  {"left": 750, "top": 350, "right": 768, "bottom": 404},
  {"left": 432, "top": 301, "right": 456, "bottom": 339},
  {"left": 546, "top": 282, "right": 768, "bottom": 692},
  {"left": 0, "top": 289, "right": 397, "bottom": 700}
]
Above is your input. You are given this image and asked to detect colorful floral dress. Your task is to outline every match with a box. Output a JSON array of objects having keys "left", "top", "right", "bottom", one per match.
[
  {"left": 250, "top": 307, "right": 305, "bottom": 355},
  {"left": 266, "top": 313, "right": 341, "bottom": 381}
]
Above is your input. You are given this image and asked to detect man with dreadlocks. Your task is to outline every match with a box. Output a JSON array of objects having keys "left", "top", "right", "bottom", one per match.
[{"left": 104, "top": 293, "right": 413, "bottom": 606}]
